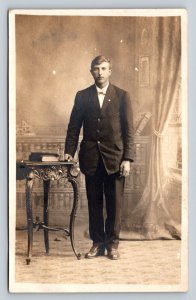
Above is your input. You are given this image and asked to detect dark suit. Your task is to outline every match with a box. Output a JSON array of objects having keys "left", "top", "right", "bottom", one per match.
[{"left": 65, "top": 83, "right": 134, "bottom": 248}]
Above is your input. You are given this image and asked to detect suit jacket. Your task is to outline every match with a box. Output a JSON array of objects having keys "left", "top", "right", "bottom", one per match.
[{"left": 65, "top": 83, "right": 134, "bottom": 176}]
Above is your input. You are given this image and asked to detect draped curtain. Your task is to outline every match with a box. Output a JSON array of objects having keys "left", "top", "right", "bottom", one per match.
[{"left": 121, "top": 17, "right": 181, "bottom": 240}]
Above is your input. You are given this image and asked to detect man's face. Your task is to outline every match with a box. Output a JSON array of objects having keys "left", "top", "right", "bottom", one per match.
[{"left": 90, "top": 61, "right": 112, "bottom": 87}]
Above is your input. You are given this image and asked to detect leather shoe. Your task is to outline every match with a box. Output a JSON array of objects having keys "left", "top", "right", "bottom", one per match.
[
  {"left": 107, "top": 248, "right": 120, "bottom": 260},
  {"left": 85, "top": 244, "right": 105, "bottom": 259}
]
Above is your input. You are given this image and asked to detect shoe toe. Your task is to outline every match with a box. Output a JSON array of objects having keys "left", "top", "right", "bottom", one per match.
[
  {"left": 85, "top": 245, "right": 105, "bottom": 258},
  {"left": 107, "top": 249, "right": 120, "bottom": 260}
]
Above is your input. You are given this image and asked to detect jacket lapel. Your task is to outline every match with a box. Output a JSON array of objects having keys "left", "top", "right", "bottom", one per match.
[
  {"left": 90, "top": 85, "right": 101, "bottom": 113},
  {"left": 100, "top": 83, "right": 115, "bottom": 117},
  {"left": 89, "top": 83, "right": 116, "bottom": 116}
]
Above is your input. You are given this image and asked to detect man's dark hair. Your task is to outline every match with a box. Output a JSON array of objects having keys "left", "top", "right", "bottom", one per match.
[{"left": 91, "top": 55, "right": 112, "bottom": 70}]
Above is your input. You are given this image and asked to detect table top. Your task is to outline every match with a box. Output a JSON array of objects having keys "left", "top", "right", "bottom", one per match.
[
  {"left": 16, "top": 160, "right": 77, "bottom": 167},
  {"left": 16, "top": 160, "right": 80, "bottom": 179}
]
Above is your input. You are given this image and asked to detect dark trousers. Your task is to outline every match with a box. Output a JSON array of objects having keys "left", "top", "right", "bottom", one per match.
[{"left": 85, "top": 157, "right": 125, "bottom": 249}]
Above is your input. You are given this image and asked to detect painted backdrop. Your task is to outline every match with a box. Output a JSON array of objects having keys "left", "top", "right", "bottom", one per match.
[{"left": 16, "top": 15, "right": 182, "bottom": 240}]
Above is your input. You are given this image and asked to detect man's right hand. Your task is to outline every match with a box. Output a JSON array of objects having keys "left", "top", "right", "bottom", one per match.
[{"left": 64, "top": 153, "right": 73, "bottom": 162}]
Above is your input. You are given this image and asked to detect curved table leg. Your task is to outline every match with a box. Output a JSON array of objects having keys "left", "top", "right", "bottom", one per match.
[
  {"left": 68, "top": 177, "right": 82, "bottom": 260},
  {"left": 43, "top": 180, "right": 50, "bottom": 253},
  {"left": 25, "top": 172, "right": 34, "bottom": 265}
]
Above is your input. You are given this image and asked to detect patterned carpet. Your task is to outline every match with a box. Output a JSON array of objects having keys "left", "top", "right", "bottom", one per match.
[{"left": 14, "top": 229, "right": 181, "bottom": 286}]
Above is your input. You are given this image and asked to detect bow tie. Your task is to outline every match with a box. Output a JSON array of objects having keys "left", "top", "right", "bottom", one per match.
[{"left": 97, "top": 91, "right": 106, "bottom": 95}]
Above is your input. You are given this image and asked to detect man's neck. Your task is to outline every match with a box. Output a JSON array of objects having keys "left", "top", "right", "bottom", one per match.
[{"left": 95, "top": 81, "right": 109, "bottom": 89}]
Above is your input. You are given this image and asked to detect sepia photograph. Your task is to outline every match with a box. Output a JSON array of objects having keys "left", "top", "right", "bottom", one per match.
[{"left": 9, "top": 9, "right": 188, "bottom": 293}]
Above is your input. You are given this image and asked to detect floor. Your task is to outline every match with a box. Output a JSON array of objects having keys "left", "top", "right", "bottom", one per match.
[{"left": 15, "top": 229, "right": 181, "bottom": 286}]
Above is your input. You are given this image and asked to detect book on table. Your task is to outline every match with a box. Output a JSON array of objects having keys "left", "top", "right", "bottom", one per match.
[{"left": 29, "top": 152, "right": 60, "bottom": 162}]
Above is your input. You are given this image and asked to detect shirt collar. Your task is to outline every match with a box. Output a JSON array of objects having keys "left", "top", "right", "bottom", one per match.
[{"left": 95, "top": 82, "right": 109, "bottom": 94}]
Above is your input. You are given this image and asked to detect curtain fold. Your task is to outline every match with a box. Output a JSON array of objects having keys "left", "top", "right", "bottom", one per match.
[{"left": 121, "top": 17, "right": 181, "bottom": 240}]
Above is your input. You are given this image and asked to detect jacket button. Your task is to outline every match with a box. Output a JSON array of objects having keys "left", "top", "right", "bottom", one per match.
[
  {"left": 97, "top": 141, "right": 100, "bottom": 144},
  {"left": 97, "top": 129, "right": 100, "bottom": 133},
  {"left": 98, "top": 118, "right": 100, "bottom": 122}
]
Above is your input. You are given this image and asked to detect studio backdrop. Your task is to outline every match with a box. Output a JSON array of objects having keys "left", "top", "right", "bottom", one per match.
[{"left": 15, "top": 14, "right": 182, "bottom": 240}]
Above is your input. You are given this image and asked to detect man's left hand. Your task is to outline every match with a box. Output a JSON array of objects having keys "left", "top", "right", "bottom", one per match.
[{"left": 120, "top": 160, "right": 131, "bottom": 177}]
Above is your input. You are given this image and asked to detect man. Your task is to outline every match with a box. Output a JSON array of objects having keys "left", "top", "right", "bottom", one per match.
[{"left": 65, "top": 55, "right": 134, "bottom": 260}]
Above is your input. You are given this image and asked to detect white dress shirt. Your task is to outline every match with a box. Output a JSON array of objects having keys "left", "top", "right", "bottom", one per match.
[{"left": 96, "top": 83, "right": 109, "bottom": 108}]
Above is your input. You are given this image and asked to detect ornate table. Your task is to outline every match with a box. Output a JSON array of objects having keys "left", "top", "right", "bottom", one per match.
[{"left": 16, "top": 161, "right": 81, "bottom": 265}]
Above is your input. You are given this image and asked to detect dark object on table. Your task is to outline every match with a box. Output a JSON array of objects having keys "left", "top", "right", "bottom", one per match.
[{"left": 29, "top": 152, "right": 59, "bottom": 162}]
